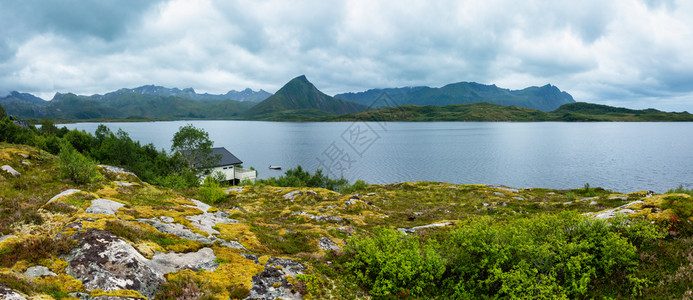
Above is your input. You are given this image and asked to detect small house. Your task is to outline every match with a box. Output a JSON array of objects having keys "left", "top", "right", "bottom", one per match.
[{"left": 182, "top": 147, "right": 257, "bottom": 184}]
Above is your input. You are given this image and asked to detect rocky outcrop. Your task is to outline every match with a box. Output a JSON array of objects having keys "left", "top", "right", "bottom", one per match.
[
  {"left": 64, "top": 230, "right": 164, "bottom": 299},
  {"left": 184, "top": 199, "right": 240, "bottom": 235},
  {"left": 85, "top": 199, "right": 125, "bottom": 215},
  {"left": 147, "top": 248, "right": 218, "bottom": 275},
  {"left": 591, "top": 200, "right": 645, "bottom": 220},
  {"left": 47, "top": 189, "right": 81, "bottom": 203},
  {"left": 398, "top": 222, "right": 455, "bottom": 234},
  {"left": 0, "top": 285, "right": 26, "bottom": 300},
  {"left": 138, "top": 217, "right": 246, "bottom": 250},
  {"left": 247, "top": 258, "right": 305, "bottom": 300},
  {"left": 318, "top": 237, "right": 340, "bottom": 251}
]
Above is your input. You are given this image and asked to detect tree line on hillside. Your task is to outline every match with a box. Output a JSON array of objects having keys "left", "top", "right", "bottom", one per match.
[{"left": 0, "top": 111, "right": 364, "bottom": 191}]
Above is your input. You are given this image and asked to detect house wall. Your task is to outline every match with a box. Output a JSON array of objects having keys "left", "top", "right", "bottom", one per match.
[{"left": 209, "top": 165, "right": 235, "bottom": 181}]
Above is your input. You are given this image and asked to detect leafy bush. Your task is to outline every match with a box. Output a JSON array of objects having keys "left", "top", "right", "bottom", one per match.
[
  {"left": 258, "top": 165, "right": 367, "bottom": 193},
  {"left": 342, "top": 213, "right": 663, "bottom": 298},
  {"left": 344, "top": 227, "right": 446, "bottom": 298},
  {"left": 667, "top": 184, "right": 693, "bottom": 197},
  {"left": 198, "top": 177, "right": 226, "bottom": 204},
  {"left": 58, "top": 141, "right": 103, "bottom": 184},
  {"left": 443, "top": 212, "right": 658, "bottom": 298}
]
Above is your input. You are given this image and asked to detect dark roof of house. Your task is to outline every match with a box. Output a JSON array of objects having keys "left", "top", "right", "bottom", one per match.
[
  {"left": 211, "top": 147, "right": 243, "bottom": 166},
  {"left": 180, "top": 147, "right": 242, "bottom": 168}
]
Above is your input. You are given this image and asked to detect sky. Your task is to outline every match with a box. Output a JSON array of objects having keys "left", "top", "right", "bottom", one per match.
[{"left": 1, "top": 0, "right": 692, "bottom": 111}]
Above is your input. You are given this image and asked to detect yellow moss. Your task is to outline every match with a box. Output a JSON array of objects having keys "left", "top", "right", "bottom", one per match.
[
  {"left": 168, "top": 248, "right": 265, "bottom": 300},
  {"left": 207, "top": 207, "right": 219, "bottom": 213},
  {"left": 34, "top": 274, "right": 84, "bottom": 293},
  {"left": 119, "top": 214, "right": 136, "bottom": 221},
  {"left": 133, "top": 241, "right": 165, "bottom": 259},
  {"left": 258, "top": 255, "right": 270, "bottom": 265},
  {"left": 11, "top": 260, "right": 31, "bottom": 273},
  {"left": 78, "top": 214, "right": 119, "bottom": 230},
  {"left": 90, "top": 289, "right": 146, "bottom": 299},
  {"left": 646, "top": 208, "right": 678, "bottom": 223},
  {"left": 272, "top": 282, "right": 282, "bottom": 288},
  {"left": 216, "top": 223, "right": 265, "bottom": 252},
  {"left": 0, "top": 148, "right": 31, "bottom": 160},
  {"left": 95, "top": 185, "right": 120, "bottom": 198},
  {"left": 0, "top": 234, "right": 19, "bottom": 249},
  {"left": 166, "top": 240, "right": 205, "bottom": 253},
  {"left": 37, "top": 258, "right": 68, "bottom": 273}
]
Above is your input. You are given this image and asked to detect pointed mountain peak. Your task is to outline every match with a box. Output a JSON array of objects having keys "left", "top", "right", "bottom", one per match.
[{"left": 292, "top": 75, "right": 309, "bottom": 83}]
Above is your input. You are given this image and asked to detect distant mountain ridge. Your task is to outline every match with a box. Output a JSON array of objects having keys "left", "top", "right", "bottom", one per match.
[
  {"left": 245, "top": 75, "right": 366, "bottom": 120},
  {"left": 0, "top": 90, "right": 254, "bottom": 120},
  {"left": 335, "top": 82, "right": 575, "bottom": 111},
  {"left": 98, "top": 85, "right": 271, "bottom": 103}
]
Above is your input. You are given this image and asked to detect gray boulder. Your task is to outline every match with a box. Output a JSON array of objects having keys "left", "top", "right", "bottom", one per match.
[
  {"left": 247, "top": 258, "right": 305, "bottom": 300},
  {"left": 147, "top": 247, "right": 218, "bottom": 275},
  {"left": 85, "top": 199, "right": 125, "bottom": 215},
  {"left": 318, "top": 237, "right": 340, "bottom": 251},
  {"left": 1, "top": 165, "right": 20, "bottom": 177},
  {"left": 23, "top": 265, "right": 56, "bottom": 279},
  {"left": 64, "top": 230, "right": 164, "bottom": 299}
]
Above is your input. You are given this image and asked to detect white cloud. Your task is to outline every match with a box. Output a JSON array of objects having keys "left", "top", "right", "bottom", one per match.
[{"left": 0, "top": 0, "right": 692, "bottom": 111}]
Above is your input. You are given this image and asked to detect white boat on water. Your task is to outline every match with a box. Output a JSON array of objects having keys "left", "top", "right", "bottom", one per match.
[{"left": 269, "top": 165, "right": 282, "bottom": 170}]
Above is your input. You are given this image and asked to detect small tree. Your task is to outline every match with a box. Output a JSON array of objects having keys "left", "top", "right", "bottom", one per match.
[
  {"left": 171, "top": 124, "right": 219, "bottom": 179},
  {"left": 58, "top": 141, "right": 103, "bottom": 184}
]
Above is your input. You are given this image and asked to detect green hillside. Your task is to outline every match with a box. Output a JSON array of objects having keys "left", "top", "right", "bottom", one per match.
[
  {"left": 335, "top": 82, "right": 575, "bottom": 111},
  {"left": 245, "top": 75, "right": 365, "bottom": 119},
  {"left": 333, "top": 102, "right": 693, "bottom": 122}
]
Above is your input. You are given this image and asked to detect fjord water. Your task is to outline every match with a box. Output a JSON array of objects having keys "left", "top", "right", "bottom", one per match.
[{"left": 60, "top": 121, "right": 693, "bottom": 193}]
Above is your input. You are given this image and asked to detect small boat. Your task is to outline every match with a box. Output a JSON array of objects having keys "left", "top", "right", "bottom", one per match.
[{"left": 269, "top": 165, "right": 282, "bottom": 170}]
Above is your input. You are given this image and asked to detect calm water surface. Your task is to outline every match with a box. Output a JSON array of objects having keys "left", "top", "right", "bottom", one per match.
[{"left": 59, "top": 121, "right": 693, "bottom": 193}]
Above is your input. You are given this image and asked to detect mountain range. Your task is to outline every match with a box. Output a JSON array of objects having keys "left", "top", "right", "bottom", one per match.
[
  {"left": 4, "top": 76, "right": 682, "bottom": 122},
  {"left": 100, "top": 85, "right": 272, "bottom": 103},
  {"left": 334, "top": 82, "right": 574, "bottom": 111}
]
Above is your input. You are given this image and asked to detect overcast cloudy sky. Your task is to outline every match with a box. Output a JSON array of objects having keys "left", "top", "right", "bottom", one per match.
[{"left": 1, "top": 0, "right": 692, "bottom": 111}]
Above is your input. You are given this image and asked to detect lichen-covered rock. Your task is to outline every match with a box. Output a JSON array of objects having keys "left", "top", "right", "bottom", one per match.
[
  {"left": 398, "top": 222, "right": 455, "bottom": 234},
  {"left": 85, "top": 199, "right": 125, "bottom": 215},
  {"left": 98, "top": 165, "right": 140, "bottom": 183},
  {"left": 48, "top": 189, "right": 82, "bottom": 203},
  {"left": 1, "top": 165, "right": 20, "bottom": 177},
  {"left": 592, "top": 200, "right": 645, "bottom": 219},
  {"left": 23, "top": 265, "right": 56, "bottom": 279},
  {"left": 183, "top": 201, "right": 239, "bottom": 235},
  {"left": 64, "top": 230, "right": 164, "bottom": 299},
  {"left": 138, "top": 218, "right": 246, "bottom": 250},
  {"left": 247, "top": 258, "right": 305, "bottom": 300},
  {"left": 283, "top": 190, "right": 303, "bottom": 201},
  {"left": 318, "top": 237, "right": 340, "bottom": 251},
  {"left": 0, "top": 285, "right": 26, "bottom": 300},
  {"left": 147, "top": 247, "right": 218, "bottom": 275}
]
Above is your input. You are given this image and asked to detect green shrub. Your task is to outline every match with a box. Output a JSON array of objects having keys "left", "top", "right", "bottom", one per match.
[
  {"left": 344, "top": 227, "right": 446, "bottom": 298},
  {"left": 666, "top": 184, "right": 693, "bottom": 197},
  {"left": 58, "top": 141, "right": 103, "bottom": 184},
  {"left": 443, "top": 212, "right": 658, "bottom": 298},
  {"left": 258, "top": 165, "right": 367, "bottom": 193},
  {"left": 198, "top": 177, "right": 226, "bottom": 204}
]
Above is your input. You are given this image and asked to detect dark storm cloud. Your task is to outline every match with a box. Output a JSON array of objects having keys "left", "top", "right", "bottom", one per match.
[{"left": 0, "top": 0, "right": 692, "bottom": 111}]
